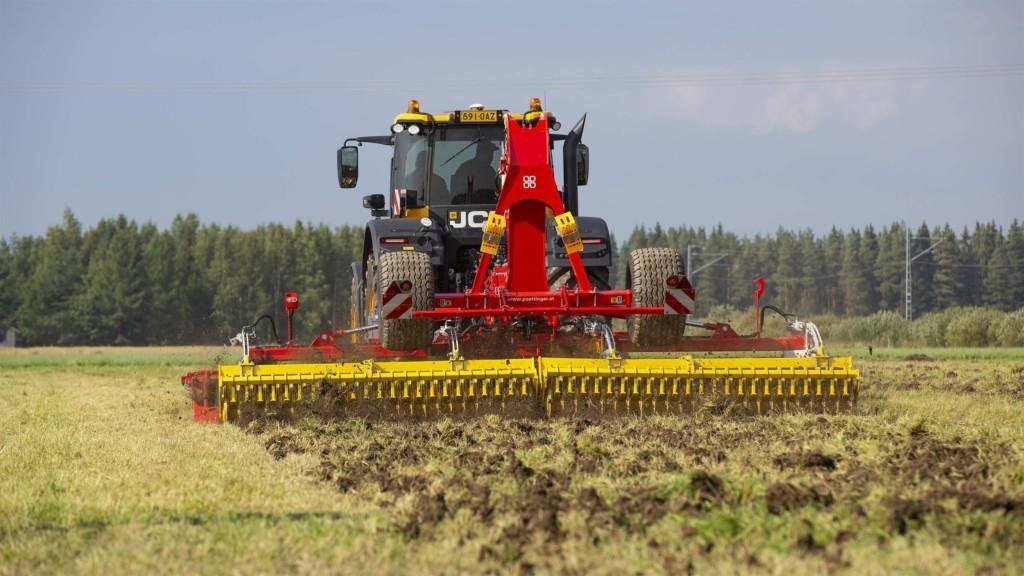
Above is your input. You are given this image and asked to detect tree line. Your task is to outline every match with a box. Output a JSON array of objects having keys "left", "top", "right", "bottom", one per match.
[
  {"left": 0, "top": 210, "right": 1021, "bottom": 346},
  {"left": 618, "top": 220, "right": 1024, "bottom": 317}
]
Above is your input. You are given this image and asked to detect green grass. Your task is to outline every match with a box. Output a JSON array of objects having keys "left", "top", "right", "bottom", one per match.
[
  {"left": 831, "top": 346, "right": 1024, "bottom": 361},
  {"left": 1, "top": 347, "right": 1023, "bottom": 574}
]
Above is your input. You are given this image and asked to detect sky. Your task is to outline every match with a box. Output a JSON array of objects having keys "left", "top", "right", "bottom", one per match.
[{"left": 1, "top": 0, "right": 1022, "bottom": 240}]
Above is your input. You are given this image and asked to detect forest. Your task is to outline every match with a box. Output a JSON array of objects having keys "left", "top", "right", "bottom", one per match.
[{"left": 1, "top": 210, "right": 1021, "bottom": 346}]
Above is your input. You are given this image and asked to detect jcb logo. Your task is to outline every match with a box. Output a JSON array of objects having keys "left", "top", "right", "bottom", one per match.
[{"left": 449, "top": 210, "right": 488, "bottom": 229}]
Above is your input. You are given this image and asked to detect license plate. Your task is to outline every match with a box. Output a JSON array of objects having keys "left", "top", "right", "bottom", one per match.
[{"left": 459, "top": 109, "right": 498, "bottom": 123}]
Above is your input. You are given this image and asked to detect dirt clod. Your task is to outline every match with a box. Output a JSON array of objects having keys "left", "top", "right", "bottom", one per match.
[
  {"left": 689, "top": 470, "right": 726, "bottom": 503},
  {"left": 766, "top": 482, "right": 834, "bottom": 514},
  {"left": 504, "top": 451, "right": 534, "bottom": 481},
  {"left": 264, "top": 433, "right": 303, "bottom": 460},
  {"left": 774, "top": 450, "right": 838, "bottom": 471}
]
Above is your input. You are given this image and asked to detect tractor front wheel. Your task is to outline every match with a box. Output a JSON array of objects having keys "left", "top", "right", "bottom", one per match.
[{"left": 627, "top": 247, "right": 686, "bottom": 346}]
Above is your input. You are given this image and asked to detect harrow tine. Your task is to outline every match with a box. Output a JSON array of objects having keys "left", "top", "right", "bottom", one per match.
[{"left": 210, "top": 355, "right": 859, "bottom": 422}]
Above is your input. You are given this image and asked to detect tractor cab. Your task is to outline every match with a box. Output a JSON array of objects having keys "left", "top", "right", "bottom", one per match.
[
  {"left": 339, "top": 98, "right": 609, "bottom": 322},
  {"left": 338, "top": 99, "right": 589, "bottom": 231}
]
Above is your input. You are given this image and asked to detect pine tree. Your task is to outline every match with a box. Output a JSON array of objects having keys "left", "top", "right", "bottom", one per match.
[
  {"left": 860, "top": 225, "right": 880, "bottom": 312},
  {"left": 799, "top": 231, "right": 825, "bottom": 314},
  {"left": 840, "top": 230, "right": 870, "bottom": 316},
  {"left": 649, "top": 223, "right": 667, "bottom": 248},
  {"left": 16, "top": 210, "right": 84, "bottom": 345},
  {"left": 2, "top": 237, "right": 39, "bottom": 329},
  {"left": 874, "top": 224, "right": 904, "bottom": 312},
  {"left": 170, "top": 214, "right": 213, "bottom": 342},
  {"left": 1006, "top": 220, "right": 1024, "bottom": 308},
  {"left": 971, "top": 222, "right": 998, "bottom": 306},
  {"left": 773, "top": 229, "right": 801, "bottom": 312},
  {"left": 727, "top": 240, "right": 759, "bottom": 309},
  {"left": 958, "top": 227, "right": 980, "bottom": 306},
  {"left": 984, "top": 237, "right": 1015, "bottom": 310},
  {"left": 931, "top": 225, "right": 962, "bottom": 310},
  {"left": 73, "top": 216, "right": 148, "bottom": 344},
  {"left": 823, "top": 228, "right": 845, "bottom": 314},
  {"left": 142, "top": 224, "right": 179, "bottom": 344},
  {"left": 909, "top": 223, "right": 936, "bottom": 317},
  {"left": 0, "top": 240, "right": 15, "bottom": 329},
  {"left": 693, "top": 225, "right": 729, "bottom": 312}
]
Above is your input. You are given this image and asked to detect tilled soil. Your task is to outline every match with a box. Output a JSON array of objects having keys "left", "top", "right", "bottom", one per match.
[{"left": 245, "top": 360, "right": 1024, "bottom": 573}]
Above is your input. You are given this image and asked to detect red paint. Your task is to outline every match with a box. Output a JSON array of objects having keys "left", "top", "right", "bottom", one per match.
[
  {"left": 471, "top": 114, "right": 591, "bottom": 293},
  {"left": 181, "top": 369, "right": 220, "bottom": 423}
]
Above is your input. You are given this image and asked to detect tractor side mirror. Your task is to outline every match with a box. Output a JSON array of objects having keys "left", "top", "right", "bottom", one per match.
[
  {"left": 338, "top": 145, "right": 359, "bottom": 188},
  {"left": 576, "top": 144, "right": 589, "bottom": 186}
]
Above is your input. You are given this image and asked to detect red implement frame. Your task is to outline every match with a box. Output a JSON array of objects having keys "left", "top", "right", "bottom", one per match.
[{"left": 425, "top": 113, "right": 668, "bottom": 327}]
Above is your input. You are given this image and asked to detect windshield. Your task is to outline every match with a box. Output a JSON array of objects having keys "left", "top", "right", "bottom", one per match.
[
  {"left": 392, "top": 125, "right": 504, "bottom": 207},
  {"left": 431, "top": 126, "right": 503, "bottom": 205}
]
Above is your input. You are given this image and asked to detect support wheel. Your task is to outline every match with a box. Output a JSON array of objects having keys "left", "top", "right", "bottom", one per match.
[
  {"left": 376, "top": 251, "right": 435, "bottom": 350},
  {"left": 627, "top": 247, "right": 686, "bottom": 346}
]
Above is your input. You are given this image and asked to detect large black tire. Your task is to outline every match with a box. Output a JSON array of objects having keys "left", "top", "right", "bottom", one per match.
[
  {"left": 627, "top": 247, "right": 686, "bottom": 346},
  {"left": 375, "top": 251, "right": 435, "bottom": 350},
  {"left": 350, "top": 262, "right": 365, "bottom": 329}
]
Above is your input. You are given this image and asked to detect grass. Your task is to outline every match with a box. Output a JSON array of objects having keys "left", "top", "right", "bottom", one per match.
[{"left": 1, "top": 347, "right": 1022, "bottom": 574}]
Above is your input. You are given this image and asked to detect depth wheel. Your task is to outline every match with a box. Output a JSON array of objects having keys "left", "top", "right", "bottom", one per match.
[
  {"left": 376, "top": 251, "right": 435, "bottom": 351},
  {"left": 627, "top": 247, "right": 686, "bottom": 346}
]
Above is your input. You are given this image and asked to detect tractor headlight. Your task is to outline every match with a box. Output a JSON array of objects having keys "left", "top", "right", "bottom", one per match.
[
  {"left": 391, "top": 123, "right": 405, "bottom": 133},
  {"left": 407, "top": 124, "right": 421, "bottom": 135},
  {"left": 551, "top": 121, "right": 561, "bottom": 131}
]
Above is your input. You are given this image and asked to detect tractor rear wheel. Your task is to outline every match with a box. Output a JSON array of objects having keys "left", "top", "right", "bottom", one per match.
[
  {"left": 627, "top": 247, "right": 686, "bottom": 346},
  {"left": 375, "top": 251, "right": 435, "bottom": 351},
  {"left": 350, "top": 262, "right": 365, "bottom": 329}
]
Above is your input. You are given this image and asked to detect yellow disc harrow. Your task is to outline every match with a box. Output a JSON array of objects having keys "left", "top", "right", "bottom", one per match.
[{"left": 215, "top": 355, "right": 860, "bottom": 422}]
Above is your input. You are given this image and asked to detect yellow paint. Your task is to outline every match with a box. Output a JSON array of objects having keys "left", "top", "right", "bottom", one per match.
[
  {"left": 216, "top": 355, "right": 860, "bottom": 421},
  {"left": 403, "top": 206, "right": 430, "bottom": 219},
  {"left": 554, "top": 212, "right": 583, "bottom": 254},
  {"left": 480, "top": 212, "right": 506, "bottom": 255},
  {"left": 391, "top": 110, "right": 551, "bottom": 126}
]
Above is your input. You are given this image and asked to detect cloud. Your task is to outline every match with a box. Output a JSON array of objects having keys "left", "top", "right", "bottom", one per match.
[{"left": 664, "top": 77, "right": 907, "bottom": 134}]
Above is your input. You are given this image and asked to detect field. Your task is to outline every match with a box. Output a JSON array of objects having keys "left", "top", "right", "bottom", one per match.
[{"left": 1, "top": 347, "right": 1023, "bottom": 574}]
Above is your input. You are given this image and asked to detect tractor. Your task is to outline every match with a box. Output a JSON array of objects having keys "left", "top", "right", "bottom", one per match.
[{"left": 181, "top": 98, "right": 859, "bottom": 422}]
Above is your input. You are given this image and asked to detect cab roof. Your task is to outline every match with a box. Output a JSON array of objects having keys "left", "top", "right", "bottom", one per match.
[{"left": 392, "top": 99, "right": 554, "bottom": 127}]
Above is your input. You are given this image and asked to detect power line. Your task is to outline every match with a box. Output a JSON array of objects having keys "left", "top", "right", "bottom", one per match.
[
  {"left": 2, "top": 63, "right": 1021, "bottom": 94},
  {"left": 913, "top": 261, "right": 1020, "bottom": 269}
]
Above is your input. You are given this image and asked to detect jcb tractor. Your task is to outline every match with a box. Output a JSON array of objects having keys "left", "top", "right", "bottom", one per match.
[
  {"left": 181, "top": 98, "right": 859, "bottom": 422},
  {"left": 341, "top": 99, "right": 611, "bottom": 350}
]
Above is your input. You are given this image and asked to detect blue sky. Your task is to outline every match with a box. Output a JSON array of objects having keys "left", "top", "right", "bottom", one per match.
[{"left": 1, "top": 0, "right": 1021, "bottom": 239}]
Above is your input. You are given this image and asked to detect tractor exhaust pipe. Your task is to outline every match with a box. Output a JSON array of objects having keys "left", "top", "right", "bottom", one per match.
[{"left": 561, "top": 114, "right": 586, "bottom": 215}]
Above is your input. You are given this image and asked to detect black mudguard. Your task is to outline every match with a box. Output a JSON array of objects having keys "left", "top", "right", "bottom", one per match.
[
  {"left": 363, "top": 218, "right": 446, "bottom": 267},
  {"left": 545, "top": 216, "right": 613, "bottom": 269}
]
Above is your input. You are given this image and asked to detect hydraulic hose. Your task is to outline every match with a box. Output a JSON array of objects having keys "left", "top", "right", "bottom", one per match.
[
  {"left": 247, "top": 314, "right": 281, "bottom": 346},
  {"left": 759, "top": 304, "right": 795, "bottom": 334}
]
